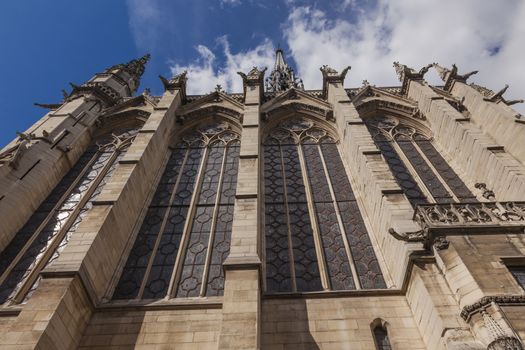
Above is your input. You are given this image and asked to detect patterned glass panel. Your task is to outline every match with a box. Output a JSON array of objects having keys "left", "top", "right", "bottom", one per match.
[
  {"left": 373, "top": 326, "right": 392, "bottom": 350},
  {"left": 396, "top": 138, "right": 453, "bottom": 203},
  {"left": 264, "top": 118, "right": 386, "bottom": 293},
  {"left": 0, "top": 130, "right": 136, "bottom": 305},
  {"left": 177, "top": 143, "right": 225, "bottom": 297},
  {"left": 509, "top": 266, "right": 525, "bottom": 290},
  {"left": 206, "top": 141, "right": 239, "bottom": 296},
  {"left": 113, "top": 123, "right": 239, "bottom": 300},
  {"left": 365, "top": 115, "right": 475, "bottom": 205},
  {"left": 302, "top": 143, "right": 355, "bottom": 290},
  {"left": 321, "top": 142, "right": 386, "bottom": 289},
  {"left": 415, "top": 139, "right": 477, "bottom": 201}
]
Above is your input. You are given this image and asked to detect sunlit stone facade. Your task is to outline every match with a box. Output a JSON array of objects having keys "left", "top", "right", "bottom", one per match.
[{"left": 0, "top": 51, "right": 525, "bottom": 349}]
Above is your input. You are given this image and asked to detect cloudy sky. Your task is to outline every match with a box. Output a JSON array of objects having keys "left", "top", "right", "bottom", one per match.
[{"left": 1, "top": 0, "right": 524, "bottom": 146}]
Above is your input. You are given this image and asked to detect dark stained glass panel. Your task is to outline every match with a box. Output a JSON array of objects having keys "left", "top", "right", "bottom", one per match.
[{"left": 415, "top": 140, "right": 477, "bottom": 201}]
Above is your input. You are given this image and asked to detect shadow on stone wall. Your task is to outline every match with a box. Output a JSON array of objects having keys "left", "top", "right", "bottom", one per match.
[{"left": 261, "top": 297, "right": 320, "bottom": 349}]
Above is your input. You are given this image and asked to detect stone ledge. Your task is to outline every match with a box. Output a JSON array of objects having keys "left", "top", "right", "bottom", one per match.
[
  {"left": 91, "top": 200, "right": 115, "bottom": 206},
  {"left": 223, "top": 255, "right": 261, "bottom": 270},
  {"left": 235, "top": 193, "right": 258, "bottom": 199},
  {"left": 97, "top": 297, "right": 223, "bottom": 312},
  {"left": 239, "top": 154, "right": 258, "bottom": 160},
  {"left": 347, "top": 120, "right": 365, "bottom": 125}
]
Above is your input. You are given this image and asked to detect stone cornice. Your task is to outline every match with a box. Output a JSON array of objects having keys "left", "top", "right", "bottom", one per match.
[{"left": 460, "top": 295, "right": 525, "bottom": 321}]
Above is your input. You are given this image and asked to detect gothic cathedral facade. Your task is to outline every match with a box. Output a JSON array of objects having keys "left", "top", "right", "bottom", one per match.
[{"left": 0, "top": 50, "right": 525, "bottom": 349}]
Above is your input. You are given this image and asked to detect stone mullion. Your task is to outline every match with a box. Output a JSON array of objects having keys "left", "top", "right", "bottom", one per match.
[
  {"left": 136, "top": 147, "right": 190, "bottom": 299},
  {"left": 200, "top": 145, "right": 228, "bottom": 297},
  {"left": 296, "top": 143, "right": 330, "bottom": 291},
  {"left": 316, "top": 143, "right": 362, "bottom": 290},
  {"left": 391, "top": 139, "right": 437, "bottom": 203},
  {"left": 167, "top": 144, "right": 210, "bottom": 297},
  {"left": 278, "top": 143, "right": 298, "bottom": 292},
  {"left": 0, "top": 150, "right": 100, "bottom": 289},
  {"left": 411, "top": 140, "right": 459, "bottom": 202}
]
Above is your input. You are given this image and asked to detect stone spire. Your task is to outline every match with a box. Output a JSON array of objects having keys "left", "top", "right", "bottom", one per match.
[
  {"left": 265, "top": 48, "right": 304, "bottom": 92},
  {"left": 107, "top": 54, "right": 151, "bottom": 81}
]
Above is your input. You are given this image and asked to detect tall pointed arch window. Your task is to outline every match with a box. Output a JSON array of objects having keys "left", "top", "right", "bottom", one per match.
[
  {"left": 264, "top": 118, "right": 386, "bottom": 293},
  {"left": 113, "top": 122, "right": 239, "bottom": 300},
  {"left": 0, "top": 129, "right": 138, "bottom": 306},
  {"left": 371, "top": 320, "right": 393, "bottom": 350},
  {"left": 365, "top": 116, "right": 476, "bottom": 207}
]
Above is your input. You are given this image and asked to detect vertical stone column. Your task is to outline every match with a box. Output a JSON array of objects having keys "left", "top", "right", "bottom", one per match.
[{"left": 218, "top": 68, "right": 265, "bottom": 350}]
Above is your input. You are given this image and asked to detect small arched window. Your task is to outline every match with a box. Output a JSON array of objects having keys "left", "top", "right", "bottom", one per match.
[
  {"left": 372, "top": 324, "right": 392, "bottom": 350},
  {"left": 0, "top": 129, "right": 138, "bottom": 306},
  {"left": 113, "top": 122, "right": 239, "bottom": 300},
  {"left": 365, "top": 116, "right": 476, "bottom": 207},
  {"left": 264, "top": 118, "right": 386, "bottom": 293}
]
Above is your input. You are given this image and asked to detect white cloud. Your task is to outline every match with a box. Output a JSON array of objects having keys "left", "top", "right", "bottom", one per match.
[
  {"left": 126, "top": 0, "right": 163, "bottom": 51},
  {"left": 220, "top": 0, "right": 242, "bottom": 6},
  {"left": 170, "top": 36, "right": 275, "bottom": 94},
  {"left": 283, "top": 1, "right": 525, "bottom": 114}
]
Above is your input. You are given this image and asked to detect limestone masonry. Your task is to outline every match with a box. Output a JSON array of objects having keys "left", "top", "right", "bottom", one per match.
[{"left": 0, "top": 49, "right": 525, "bottom": 349}]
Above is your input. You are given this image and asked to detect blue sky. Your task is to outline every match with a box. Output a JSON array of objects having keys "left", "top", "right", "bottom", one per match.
[{"left": 1, "top": 0, "right": 524, "bottom": 147}]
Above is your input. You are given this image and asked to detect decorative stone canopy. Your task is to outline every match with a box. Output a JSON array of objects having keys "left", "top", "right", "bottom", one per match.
[{"left": 265, "top": 48, "right": 304, "bottom": 92}]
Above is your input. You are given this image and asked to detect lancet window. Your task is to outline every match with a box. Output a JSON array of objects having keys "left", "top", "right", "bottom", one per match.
[
  {"left": 365, "top": 116, "right": 476, "bottom": 207},
  {"left": 372, "top": 324, "right": 393, "bottom": 350},
  {"left": 264, "top": 118, "right": 386, "bottom": 293},
  {"left": 113, "top": 123, "right": 239, "bottom": 300},
  {"left": 0, "top": 129, "right": 138, "bottom": 306}
]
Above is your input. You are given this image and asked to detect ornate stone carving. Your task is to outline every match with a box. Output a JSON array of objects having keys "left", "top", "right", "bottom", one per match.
[
  {"left": 320, "top": 64, "right": 351, "bottom": 98},
  {"left": 488, "top": 337, "right": 524, "bottom": 350},
  {"left": 265, "top": 49, "right": 302, "bottom": 93},
  {"left": 433, "top": 63, "right": 478, "bottom": 91},
  {"left": 389, "top": 202, "right": 525, "bottom": 250},
  {"left": 475, "top": 183, "right": 496, "bottom": 200},
  {"left": 107, "top": 54, "right": 150, "bottom": 81},
  {"left": 393, "top": 62, "right": 433, "bottom": 95},
  {"left": 461, "top": 296, "right": 525, "bottom": 321},
  {"left": 387, "top": 227, "right": 426, "bottom": 242},
  {"left": 159, "top": 70, "right": 187, "bottom": 92},
  {"left": 239, "top": 66, "right": 267, "bottom": 87}
]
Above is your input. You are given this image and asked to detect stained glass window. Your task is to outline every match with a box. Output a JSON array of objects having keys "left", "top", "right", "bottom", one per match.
[
  {"left": 264, "top": 118, "right": 386, "bottom": 293},
  {"left": 113, "top": 123, "right": 239, "bottom": 300},
  {"left": 0, "top": 129, "right": 137, "bottom": 306},
  {"left": 508, "top": 265, "right": 525, "bottom": 290},
  {"left": 365, "top": 116, "right": 476, "bottom": 207},
  {"left": 373, "top": 325, "right": 392, "bottom": 350}
]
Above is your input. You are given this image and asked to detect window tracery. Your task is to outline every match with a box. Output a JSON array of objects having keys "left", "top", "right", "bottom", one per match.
[
  {"left": 113, "top": 122, "right": 239, "bottom": 300},
  {"left": 264, "top": 118, "right": 386, "bottom": 293},
  {"left": 0, "top": 129, "right": 138, "bottom": 306},
  {"left": 365, "top": 116, "right": 476, "bottom": 207}
]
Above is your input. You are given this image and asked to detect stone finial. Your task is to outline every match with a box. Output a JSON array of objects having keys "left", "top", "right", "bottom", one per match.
[
  {"left": 393, "top": 62, "right": 432, "bottom": 95},
  {"left": 159, "top": 70, "right": 187, "bottom": 91},
  {"left": 238, "top": 66, "right": 267, "bottom": 87},
  {"left": 433, "top": 63, "right": 479, "bottom": 91},
  {"left": 320, "top": 65, "right": 351, "bottom": 99}
]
